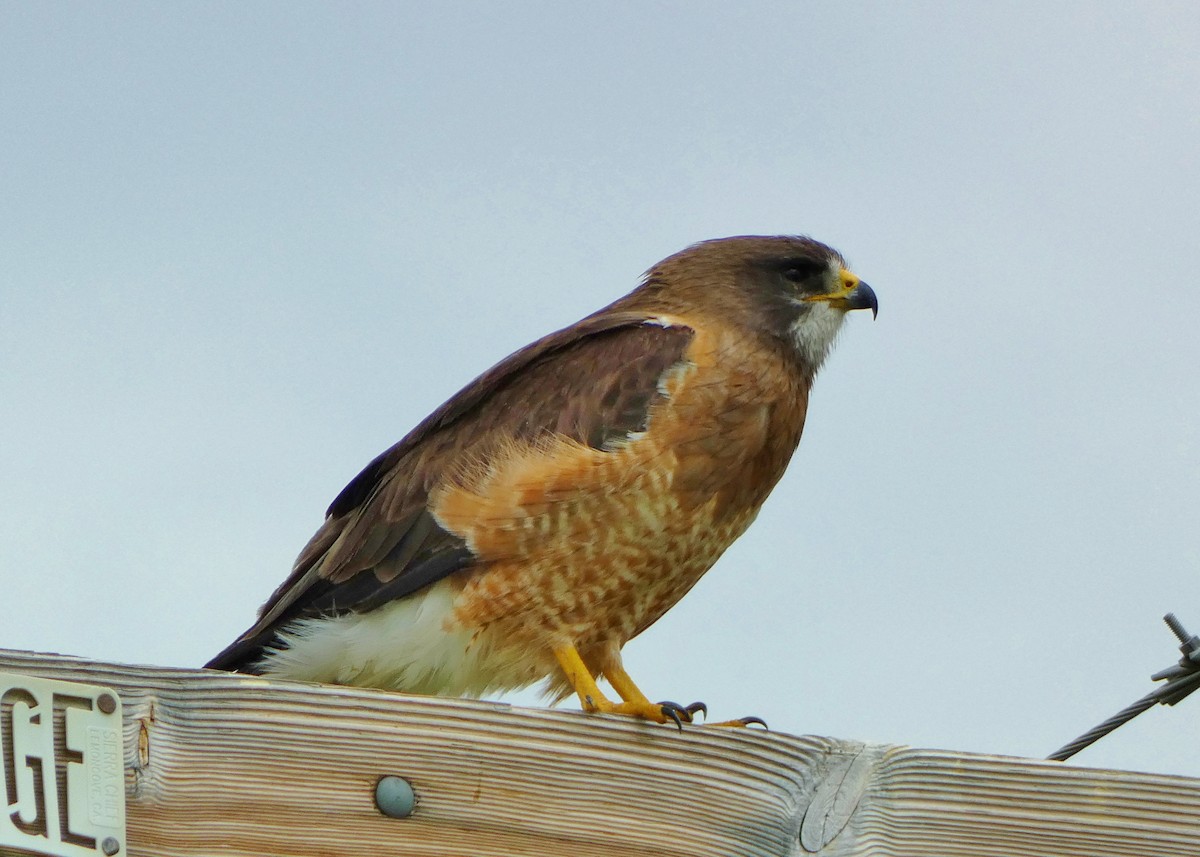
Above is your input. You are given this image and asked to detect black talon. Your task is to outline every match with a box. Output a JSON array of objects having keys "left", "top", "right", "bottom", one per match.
[
  {"left": 684, "top": 701, "right": 708, "bottom": 721},
  {"left": 660, "top": 704, "right": 684, "bottom": 730},
  {"left": 737, "top": 715, "right": 768, "bottom": 729},
  {"left": 657, "top": 700, "right": 697, "bottom": 729}
]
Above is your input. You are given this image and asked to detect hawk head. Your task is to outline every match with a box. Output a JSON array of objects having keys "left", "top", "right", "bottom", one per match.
[{"left": 636, "top": 235, "right": 878, "bottom": 374}]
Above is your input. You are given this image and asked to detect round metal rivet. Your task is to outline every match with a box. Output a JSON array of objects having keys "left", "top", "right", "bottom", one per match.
[
  {"left": 101, "top": 836, "right": 121, "bottom": 855},
  {"left": 97, "top": 693, "right": 118, "bottom": 715},
  {"left": 374, "top": 775, "right": 416, "bottom": 818}
]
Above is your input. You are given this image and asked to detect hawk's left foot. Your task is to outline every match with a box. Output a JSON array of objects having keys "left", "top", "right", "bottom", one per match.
[
  {"left": 553, "top": 644, "right": 756, "bottom": 729},
  {"left": 604, "top": 659, "right": 763, "bottom": 728},
  {"left": 654, "top": 700, "right": 708, "bottom": 729},
  {"left": 555, "top": 644, "right": 710, "bottom": 728},
  {"left": 577, "top": 696, "right": 702, "bottom": 729}
]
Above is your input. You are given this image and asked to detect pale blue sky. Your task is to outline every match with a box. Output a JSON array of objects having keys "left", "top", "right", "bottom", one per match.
[{"left": 3, "top": 2, "right": 1199, "bottom": 777}]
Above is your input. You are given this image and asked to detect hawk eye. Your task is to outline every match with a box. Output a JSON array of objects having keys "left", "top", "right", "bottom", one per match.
[{"left": 779, "top": 258, "right": 825, "bottom": 283}]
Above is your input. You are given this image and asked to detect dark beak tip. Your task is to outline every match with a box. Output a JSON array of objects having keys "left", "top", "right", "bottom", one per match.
[{"left": 852, "top": 281, "right": 879, "bottom": 319}]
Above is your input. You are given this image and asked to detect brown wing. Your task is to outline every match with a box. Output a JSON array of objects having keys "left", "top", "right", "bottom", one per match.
[{"left": 206, "top": 312, "right": 695, "bottom": 671}]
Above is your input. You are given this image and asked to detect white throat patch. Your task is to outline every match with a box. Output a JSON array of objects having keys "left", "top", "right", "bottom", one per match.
[{"left": 789, "top": 300, "right": 848, "bottom": 373}]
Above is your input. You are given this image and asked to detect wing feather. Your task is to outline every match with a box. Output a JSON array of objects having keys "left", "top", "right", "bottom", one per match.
[{"left": 206, "top": 313, "right": 694, "bottom": 671}]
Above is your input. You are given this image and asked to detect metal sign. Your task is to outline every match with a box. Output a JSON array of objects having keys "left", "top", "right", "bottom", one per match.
[{"left": 1, "top": 672, "right": 127, "bottom": 857}]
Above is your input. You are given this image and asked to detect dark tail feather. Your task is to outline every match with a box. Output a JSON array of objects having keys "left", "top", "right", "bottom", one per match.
[{"left": 204, "top": 632, "right": 273, "bottom": 673}]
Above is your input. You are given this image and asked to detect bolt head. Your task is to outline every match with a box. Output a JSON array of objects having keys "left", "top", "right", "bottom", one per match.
[{"left": 374, "top": 775, "right": 416, "bottom": 818}]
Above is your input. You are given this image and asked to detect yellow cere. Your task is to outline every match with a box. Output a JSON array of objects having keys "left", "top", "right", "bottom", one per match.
[{"left": 803, "top": 268, "right": 861, "bottom": 302}]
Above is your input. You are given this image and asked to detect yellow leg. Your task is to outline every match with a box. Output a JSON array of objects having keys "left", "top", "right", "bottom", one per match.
[
  {"left": 591, "top": 648, "right": 764, "bottom": 730},
  {"left": 553, "top": 644, "right": 680, "bottom": 724},
  {"left": 601, "top": 659, "right": 652, "bottom": 706},
  {"left": 605, "top": 654, "right": 708, "bottom": 724}
]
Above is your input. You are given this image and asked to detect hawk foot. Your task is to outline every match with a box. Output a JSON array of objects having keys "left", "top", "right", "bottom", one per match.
[
  {"left": 582, "top": 696, "right": 708, "bottom": 729},
  {"left": 655, "top": 700, "right": 708, "bottom": 729}
]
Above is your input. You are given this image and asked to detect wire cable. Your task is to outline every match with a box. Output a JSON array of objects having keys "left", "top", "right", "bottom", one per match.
[{"left": 1048, "top": 612, "right": 1200, "bottom": 762}]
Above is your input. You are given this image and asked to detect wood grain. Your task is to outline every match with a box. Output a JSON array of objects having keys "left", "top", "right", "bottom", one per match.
[{"left": 3, "top": 649, "right": 1198, "bottom": 856}]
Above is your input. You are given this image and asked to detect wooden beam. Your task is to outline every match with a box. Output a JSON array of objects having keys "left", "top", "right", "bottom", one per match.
[{"left": 2, "top": 648, "right": 1198, "bottom": 856}]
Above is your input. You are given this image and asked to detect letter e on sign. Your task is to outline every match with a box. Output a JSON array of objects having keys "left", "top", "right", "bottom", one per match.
[{"left": 1, "top": 672, "right": 126, "bottom": 857}]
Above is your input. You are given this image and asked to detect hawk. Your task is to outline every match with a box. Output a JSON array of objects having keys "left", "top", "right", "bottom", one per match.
[{"left": 207, "top": 235, "right": 877, "bottom": 726}]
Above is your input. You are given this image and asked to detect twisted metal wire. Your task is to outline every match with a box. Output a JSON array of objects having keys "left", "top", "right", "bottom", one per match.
[{"left": 1048, "top": 612, "right": 1200, "bottom": 762}]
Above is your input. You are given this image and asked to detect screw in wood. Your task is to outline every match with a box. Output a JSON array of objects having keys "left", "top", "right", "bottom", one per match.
[{"left": 101, "top": 837, "right": 121, "bottom": 855}]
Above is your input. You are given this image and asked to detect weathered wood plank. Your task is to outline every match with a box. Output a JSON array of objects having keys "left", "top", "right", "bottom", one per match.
[{"left": 2, "top": 648, "right": 1199, "bottom": 857}]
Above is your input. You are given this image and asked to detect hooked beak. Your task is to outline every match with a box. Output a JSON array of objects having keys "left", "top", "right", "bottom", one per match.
[{"left": 804, "top": 269, "right": 879, "bottom": 319}]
